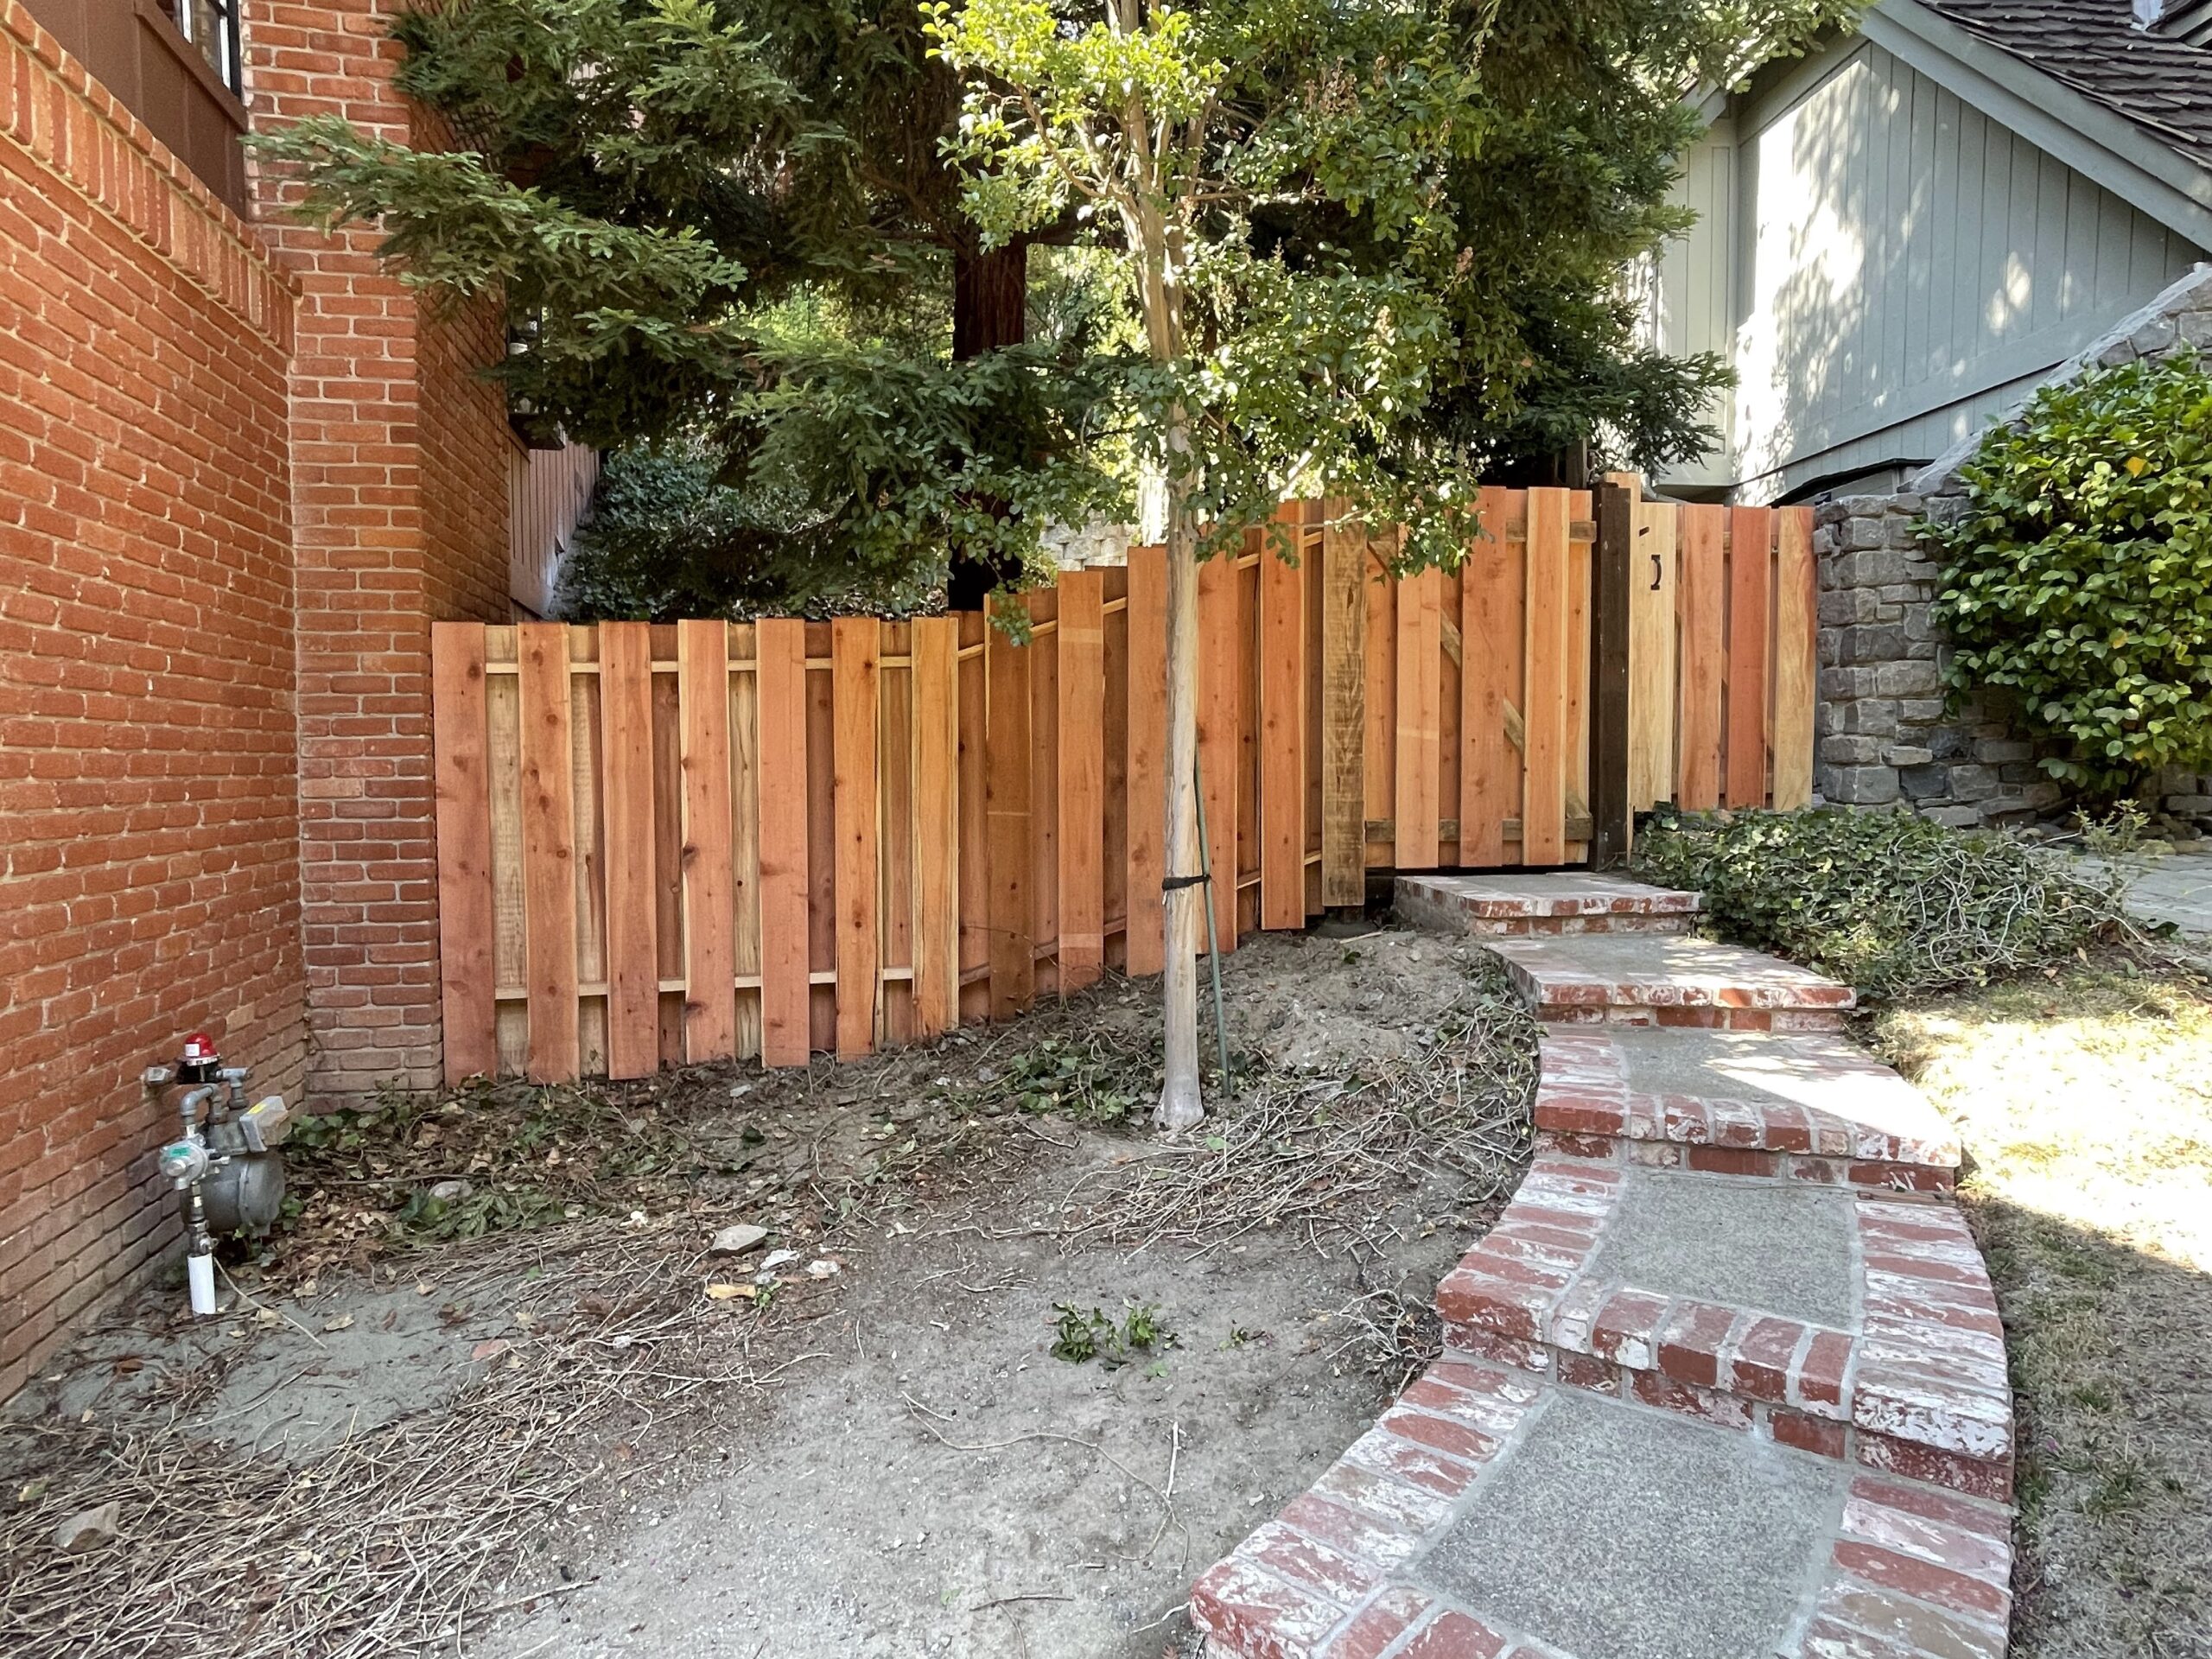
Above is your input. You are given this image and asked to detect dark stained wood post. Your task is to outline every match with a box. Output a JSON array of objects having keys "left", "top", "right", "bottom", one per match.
[{"left": 1590, "top": 482, "right": 1636, "bottom": 869}]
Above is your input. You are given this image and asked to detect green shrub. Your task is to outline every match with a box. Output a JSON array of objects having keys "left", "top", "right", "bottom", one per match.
[
  {"left": 1633, "top": 809, "right": 2131, "bottom": 1000},
  {"left": 1923, "top": 351, "right": 2212, "bottom": 797}
]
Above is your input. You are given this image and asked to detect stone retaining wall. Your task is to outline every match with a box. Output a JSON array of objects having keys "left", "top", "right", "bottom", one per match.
[{"left": 1815, "top": 264, "right": 2212, "bottom": 836}]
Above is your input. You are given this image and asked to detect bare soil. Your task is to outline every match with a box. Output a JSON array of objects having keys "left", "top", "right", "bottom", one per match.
[{"left": 1, "top": 926, "right": 1535, "bottom": 1659}]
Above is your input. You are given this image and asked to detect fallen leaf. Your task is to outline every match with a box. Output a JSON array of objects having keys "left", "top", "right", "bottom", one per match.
[
  {"left": 470, "top": 1338, "right": 512, "bottom": 1362},
  {"left": 320, "top": 1315, "right": 355, "bottom": 1334},
  {"left": 703, "top": 1283, "right": 756, "bottom": 1301}
]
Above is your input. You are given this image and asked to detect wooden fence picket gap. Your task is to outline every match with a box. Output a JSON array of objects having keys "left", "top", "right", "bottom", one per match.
[
  {"left": 1395, "top": 563, "right": 1442, "bottom": 870},
  {"left": 1726, "top": 506, "right": 1776, "bottom": 808},
  {"left": 912, "top": 617, "right": 961, "bottom": 1034},
  {"left": 1124, "top": 546, "right": 1167, "bottom": 976},
  {"left": 598, "top": 621, "right": 658, "bottom": 1078},
  {"left": 756, "top": 619, "right": 810, "bottom": 1066},
  {"left": 1522, "top": 489, "right": 1571, "bottom": 865},
  {"left": 986, "top": 616, "right": 1034, "bottom": 1017},
  {"left": 832, "top": 619, "right": 881, "bottom": 1057},
  {"left": 1259, "top": 516, "right": 1307, "bottom": 928},
  {"left": 1678, "top": 504, "right": 1727, "bottom": 810},
  {"left": 1319, "top": 505, "right": 1367, "bottom": 905},
  {"left": 432, "top": 625, "right": 497, "bottom": 1084},
  {"left": 1057, "top": 570, "right": 1106, "bottom": 992},
  {"left": 433, "top": 494, "right": 1819, "bottom": 1082},
  {"left": 677, "top": 620, "right": 736, "bottom": 1064},
  {"left": 1772, "top": 507, "right": 1818, "bottom": 811}
]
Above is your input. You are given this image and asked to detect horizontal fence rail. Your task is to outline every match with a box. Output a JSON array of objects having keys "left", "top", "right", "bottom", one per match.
[{"left": 430, "top": 487, "right": 1815, "bottom": 1082}]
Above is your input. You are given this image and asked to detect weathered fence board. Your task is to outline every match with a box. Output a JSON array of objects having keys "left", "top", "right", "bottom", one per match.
[{"left": 433, "top": 489, "right": 1815, "bottom": 1082}]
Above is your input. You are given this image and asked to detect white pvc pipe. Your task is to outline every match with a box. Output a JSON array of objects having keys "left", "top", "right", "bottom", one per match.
[{"left": 187, "top": 1250, "right": 216, "bottom": 1317}]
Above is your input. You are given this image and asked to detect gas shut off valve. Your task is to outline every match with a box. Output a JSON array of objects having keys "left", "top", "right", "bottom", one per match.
[{"left": 147, "top": 1033, "right": 292, "bottom": 1317}]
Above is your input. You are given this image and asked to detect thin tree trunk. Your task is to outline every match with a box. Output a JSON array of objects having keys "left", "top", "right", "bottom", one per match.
[{"left": 1154, "top": 410, "right": 1204, "bottom": 1130}]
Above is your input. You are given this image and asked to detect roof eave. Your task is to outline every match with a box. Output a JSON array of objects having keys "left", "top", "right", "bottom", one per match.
[{"left": 1867, "top": 0, "right": 2212, "bottom": 251}]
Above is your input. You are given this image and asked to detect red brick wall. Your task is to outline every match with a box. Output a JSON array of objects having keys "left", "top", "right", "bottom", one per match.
[
  {"left": 0, "top": 3, "right": 307, "bottom": 1400},
  {"left": 247, "top": 0, "right": 512, "bottom": 1100}
]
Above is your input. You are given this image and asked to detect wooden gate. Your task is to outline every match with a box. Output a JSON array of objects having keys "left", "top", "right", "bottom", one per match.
[{"left": 430, "top": 486, "right": 1814, "bottom": 1082}]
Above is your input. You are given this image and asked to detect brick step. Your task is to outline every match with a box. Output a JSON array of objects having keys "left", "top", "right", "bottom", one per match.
[
  {"left": 1535, "top": 1027, "right": 1962, "bottom": 1192},
  {"left": 1433, "top": 1159, "right": 2013, "bottom": 1503},
  {"left": 1395, "top": 872, "right": 1703, "bottom": 937},
  {"left": 1191, "top": 1353, "right": 2013, "bottom": 1659},
  {"left": 1483, "top": 932, "right": 1857, "bottom": 1030}
]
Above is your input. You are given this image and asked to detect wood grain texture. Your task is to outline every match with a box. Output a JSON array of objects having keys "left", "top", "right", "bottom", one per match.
[
  {"left": 1319, "top": 504, "right": 1367, "bottom": 905},
  {"left": 677, "top": 620, "right": 736, "bottom": 1063},
  {"left": 728, "top": 623, "right": 762, "bottom": 1060},
  {"left": 1628, "top": 500, "right": 1678, "bottom": 812},
  {"left": 986, "top": 616, "right": 1034, "bottom": 1017},
  {"left": 832, "top": 619, "right": 880, "bottom": 1057},
  {"left": 1258, "top": 516, "right": 1306, "bottom": 928},
  {"left": 432, "top": 625, "right": 497, "bottom": 1084},
  {"left": 597, "top": 622, "right": 658, "bottom": 1078},
  {"left": 1771, "top": 506, "right": 1817, "bottom": 811},
  {"left": 1726, "top": 505, "right": 1775, "bottom": 808},
  {"left": 1459, "top": 487, "right": 1522, "bottom": 869},
  {"left": 1394, "top": 563, "right": 1442, "bottom": 870},
  {"left": 518, "top": 621, "right": 582, "bottom": 1080},
  {"left": 756, "top": 619, "right": 810, "bottom": 1066},
  {"left": 1521, "top": 490, "right": 1571, "bottom": 865},
  {"left": 912, "top": 617, "right": 960, "bottom": 1034},
  {"left": 1056, "top": 570, "right": 1105, "bottom": 992},
  {"left": 1677, "top": 504, "right": 1727, "bottom": 810},
  {"left": 1198, "top": 549, "right": 1239, "bottom": 950},
  {"left": 1123, "top": 546, "right": 1167, "bottom": 976}
]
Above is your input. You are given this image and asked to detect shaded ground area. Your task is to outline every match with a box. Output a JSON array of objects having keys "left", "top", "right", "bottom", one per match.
[
  {"left": 1, "top": 928, "right": 1537, "bottom": 1659},
  {"left": 1869, "top": 966, "right": 2212, "bottom": 1659}
]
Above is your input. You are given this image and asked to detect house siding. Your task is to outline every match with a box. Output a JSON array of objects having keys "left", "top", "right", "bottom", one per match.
[{"left": 1655, "top": 33, "right": 2204, "bottom": 499}]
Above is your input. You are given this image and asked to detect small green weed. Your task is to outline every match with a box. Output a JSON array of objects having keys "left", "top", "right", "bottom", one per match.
[{"left": 1051, "top": 1301, "right": 1177, "bottom": 1369}]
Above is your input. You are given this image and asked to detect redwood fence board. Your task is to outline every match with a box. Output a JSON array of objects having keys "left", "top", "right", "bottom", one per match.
[{"left": 432, "top": 487, "right": 1815, "bottom": 1081}]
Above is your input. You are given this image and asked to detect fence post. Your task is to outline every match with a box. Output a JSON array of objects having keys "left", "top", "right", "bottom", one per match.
[{"left": 1590, "top": 482, "right": 1636, "bottom": 869}]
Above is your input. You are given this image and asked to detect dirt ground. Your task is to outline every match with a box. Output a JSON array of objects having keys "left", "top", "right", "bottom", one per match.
[
  {"left": 1869, "top": 965, "right": 2212, "bottom": 1659},
  {"left": 1, "top": 926, "right": 1536, "bottom": 1659}
]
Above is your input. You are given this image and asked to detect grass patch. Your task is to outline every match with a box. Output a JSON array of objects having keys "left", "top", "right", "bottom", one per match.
[{"left": 1868, "top": 967, "right": 2212, "bottom": 1657}]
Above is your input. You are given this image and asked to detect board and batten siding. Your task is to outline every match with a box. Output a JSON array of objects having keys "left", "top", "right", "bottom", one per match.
[{"left": 1651, "top": 35, "right": 2205, "bottom": 500}]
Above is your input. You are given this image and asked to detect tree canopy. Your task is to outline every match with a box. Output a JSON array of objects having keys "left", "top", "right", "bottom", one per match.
[{"left": 255, "top": 0, "right": 1853, "bottom": 613}]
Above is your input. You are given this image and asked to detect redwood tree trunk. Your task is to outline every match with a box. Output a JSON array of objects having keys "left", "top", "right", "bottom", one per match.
[{"left": 945, "top": 240, "right": 1032, "bottom": 612}]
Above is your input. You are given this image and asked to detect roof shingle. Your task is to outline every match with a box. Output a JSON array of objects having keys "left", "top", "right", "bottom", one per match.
[{"left": 1918, "top": 0, "right": 2212, "bottom": 169}]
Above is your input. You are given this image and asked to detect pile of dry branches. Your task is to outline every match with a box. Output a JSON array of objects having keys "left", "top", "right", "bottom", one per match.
[
  {"left": 1079, "top": 960, "right": 1540, "bottom": 1255},
  {"left": 0, "top": 1223, "right": 776, "bottom": 1659}
]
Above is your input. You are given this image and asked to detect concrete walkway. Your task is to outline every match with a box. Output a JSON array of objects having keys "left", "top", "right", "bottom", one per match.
[
  {"left": 1189, "top": 875, "right": 2014, "bottom": 1659},
  {"left": 2078, "top": 847, "right": 2212, "bottom": 938}
]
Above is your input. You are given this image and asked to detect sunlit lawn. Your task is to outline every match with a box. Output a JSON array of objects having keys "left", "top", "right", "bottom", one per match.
[{"left": 1870, "top": 967, "right": 2212, "bottom": 1659}]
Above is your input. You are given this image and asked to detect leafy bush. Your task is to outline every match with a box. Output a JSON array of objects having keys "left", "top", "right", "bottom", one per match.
[
  {"left": 1634, "top": 809, "right": 2132, "bottom": 1000},
  {"left": 1924, "top": 351, "right": 2212, "bottom": 796}
]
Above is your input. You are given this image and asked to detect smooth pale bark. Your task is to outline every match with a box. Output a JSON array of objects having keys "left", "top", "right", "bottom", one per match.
[{"left": 1154, "top": 440, "right": 1203, "bottom": 1130}]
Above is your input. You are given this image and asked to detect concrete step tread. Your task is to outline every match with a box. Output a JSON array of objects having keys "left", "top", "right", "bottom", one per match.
[
  {"left": 1192, "top": 1357, "right": 2013, "bottom": 1659},
  {"left": 1434, "top": 1159, "right": 2013, "bottom": 1494},
  {"left": 1398, "top": 873, "right": 1704, "bottom": 920},
  {"left": 1537, "top": 1027, "right": 1962, "bottom": 1180},
  {"left": 1486, "top": 932, "right": 1859, "bottom": 1012}
]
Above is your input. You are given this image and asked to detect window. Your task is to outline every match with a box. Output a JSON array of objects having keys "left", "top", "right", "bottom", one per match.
[{"left": 156, "top": 0, "right": 242, "bottom": 98}]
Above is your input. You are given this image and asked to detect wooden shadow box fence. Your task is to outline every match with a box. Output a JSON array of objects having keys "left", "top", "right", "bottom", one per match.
[{"left": 430, "top": 486, "right": 1815, "bottom": 1084}]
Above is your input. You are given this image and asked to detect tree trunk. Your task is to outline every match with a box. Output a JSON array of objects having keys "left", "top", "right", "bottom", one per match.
[
  {"left": 946, "top": 240, "right": 1032, "bottom": 611},
  {"left": 1154, "top": 423, "right": 1204, "bottom": 1130},
  {"left": 952, "top": 240, "right": 1028, "bottom": 361}
]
